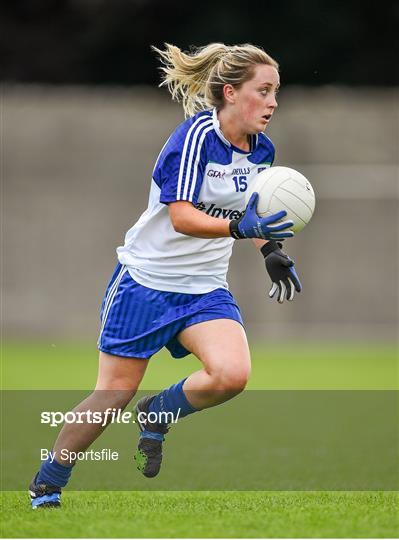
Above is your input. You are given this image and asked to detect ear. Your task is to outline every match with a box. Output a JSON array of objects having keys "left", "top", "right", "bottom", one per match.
[{"left": 223, "top": 84, "right": 236, "bottom": 105}]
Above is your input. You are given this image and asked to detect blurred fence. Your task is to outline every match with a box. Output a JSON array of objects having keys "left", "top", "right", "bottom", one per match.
[{"left": 3, "top": 85, "right": 398, "bottom": 342}]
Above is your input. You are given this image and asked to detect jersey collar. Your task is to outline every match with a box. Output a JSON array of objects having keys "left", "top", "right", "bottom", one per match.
[{"left": 212, "top": 108, "right": 259, "bottom": 153}]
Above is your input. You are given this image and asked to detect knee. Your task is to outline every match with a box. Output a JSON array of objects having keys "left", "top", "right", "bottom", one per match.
[
  {"left": 214, "top": 366, "right": 251, "bottom": 395},
  {"left": 95, "top": 370, "right": 140, "bottom": 404},
  {"left": 92, "top": 386, "right": 137, "bottom": 410}
]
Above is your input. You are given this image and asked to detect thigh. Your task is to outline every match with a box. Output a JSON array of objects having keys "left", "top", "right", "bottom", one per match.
[
  {"left": 177, "top": 319, "right": 251, "bottom": 377},
  {"left": 95, "top": 351, "right": 149, "bottom": 391}
]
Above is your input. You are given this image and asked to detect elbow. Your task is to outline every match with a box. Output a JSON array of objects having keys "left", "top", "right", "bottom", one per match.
[
  {"left": 171, "top": 215, "right": 188, "bottom": 235},
  {"left": 168, "top": 202, "right": 194, "bottom": 235}
]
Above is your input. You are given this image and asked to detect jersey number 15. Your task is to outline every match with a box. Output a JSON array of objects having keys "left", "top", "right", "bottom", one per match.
[{"left": 232, "top": 176, "right": 248, "bottom": 192}]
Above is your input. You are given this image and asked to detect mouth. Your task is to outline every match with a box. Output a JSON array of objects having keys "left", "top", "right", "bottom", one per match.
[{"left": 262, "top": 114, "right": 272, "bottom": 122}]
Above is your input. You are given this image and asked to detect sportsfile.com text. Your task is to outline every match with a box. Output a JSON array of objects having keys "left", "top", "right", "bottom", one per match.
[{"left": 40, "top": 409, "right": 181, "bottom": 428}]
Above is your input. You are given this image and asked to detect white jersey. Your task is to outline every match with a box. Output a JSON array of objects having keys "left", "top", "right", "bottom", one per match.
[{"left": 117, "top": 108, "right": 275, "bottom": 294}]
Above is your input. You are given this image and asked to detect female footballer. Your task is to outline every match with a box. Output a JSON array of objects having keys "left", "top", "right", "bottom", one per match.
[{"left": 30, "top": 42, "right": 301, "bottom": 508}]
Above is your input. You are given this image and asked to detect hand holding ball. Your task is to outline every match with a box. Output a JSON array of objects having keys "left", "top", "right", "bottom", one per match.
[{"left": 245, "top": 167, "right": 316, "bottom": 233}]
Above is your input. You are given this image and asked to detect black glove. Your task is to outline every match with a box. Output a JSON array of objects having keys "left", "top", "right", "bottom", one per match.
[{"left": 261, "top": 241, "right": 302, "bottom": 303}]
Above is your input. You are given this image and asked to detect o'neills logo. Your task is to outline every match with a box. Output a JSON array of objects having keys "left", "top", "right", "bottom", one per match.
[
  {"left": 195, "top": 201, "right": 244, "bottom": 220},
  {"left": 232, "top": 167, "right": 250, "bottom": 175},
  {"left": 207, "top": 169, "right": 226, "bottom": 179}
]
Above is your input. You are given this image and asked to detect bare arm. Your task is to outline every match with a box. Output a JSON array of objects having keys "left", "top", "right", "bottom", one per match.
[{"left": 168, "top": 201, "right": 231, "bottom": 239}]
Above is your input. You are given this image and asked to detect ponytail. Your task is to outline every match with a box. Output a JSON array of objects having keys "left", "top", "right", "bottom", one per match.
[{"left": 153, "top": 43, "right": 278, "bottom": 118}]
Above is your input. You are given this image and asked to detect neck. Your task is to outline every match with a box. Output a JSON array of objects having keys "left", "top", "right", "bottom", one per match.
[{"left": 217, "top": 108, "right": 250, "bottom": 152}]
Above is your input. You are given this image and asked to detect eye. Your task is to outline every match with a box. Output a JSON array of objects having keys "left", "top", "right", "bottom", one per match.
[{"left": 260, "top": 89, "right": 269, "bottom": 96}]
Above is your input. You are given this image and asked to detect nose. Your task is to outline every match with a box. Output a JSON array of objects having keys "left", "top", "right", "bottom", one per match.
[{"left": 270, "top": 94, "right": 278, "bottom": 109}]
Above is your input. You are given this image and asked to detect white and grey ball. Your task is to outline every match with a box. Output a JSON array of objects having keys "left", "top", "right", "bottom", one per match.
[{"left": 246, "top": 166, "right": 316, "bottom": 233}]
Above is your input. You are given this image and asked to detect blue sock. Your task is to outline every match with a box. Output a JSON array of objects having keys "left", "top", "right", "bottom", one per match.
[
  {"left": 140, "top": 430, "right": 165, "bottom": 441},
  {"left": 147, "top": 378, "right": 198, "bottom": 433},
  {"left": 36, "top": 455, "right": 74, "bottom": 488}
]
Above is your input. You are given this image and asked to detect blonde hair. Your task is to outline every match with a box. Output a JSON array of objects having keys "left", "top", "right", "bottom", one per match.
[{"left": 153, "top": 43, "right": 279, "bottom": 118}]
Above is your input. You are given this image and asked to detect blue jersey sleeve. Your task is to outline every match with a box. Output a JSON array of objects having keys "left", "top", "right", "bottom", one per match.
[
  {"left": 153, "top": 113, "right": 213, "bottom": 205},
  {"left": 249, "top": 133, "right": 276, "bottom": 168}
]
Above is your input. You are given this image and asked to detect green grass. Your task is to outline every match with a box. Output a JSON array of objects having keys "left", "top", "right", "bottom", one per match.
[
  {"left": 2, "top": 341, "right": 397, "bottom": 390},
  {"left": 1, "top": 342, "right": 398, "bottom": 537},
  {"left": 2, "top": 491, "right": 398, "bottom": 538}
]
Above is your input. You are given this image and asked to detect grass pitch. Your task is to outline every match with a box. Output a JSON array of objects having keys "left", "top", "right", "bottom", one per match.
[
  {"left": 3, "top": 341, "right": 397, "bottom": 390},
  {"left": 1, "top": 341, "right": 398, "bottom": 538},
  {"left": 2, "top": 491, "right": 398, "bottom": 538}
]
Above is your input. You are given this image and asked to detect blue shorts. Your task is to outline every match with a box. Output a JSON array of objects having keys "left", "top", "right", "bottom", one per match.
[{"left": 97, "top": 263, "right": 244, "bottom": 359}]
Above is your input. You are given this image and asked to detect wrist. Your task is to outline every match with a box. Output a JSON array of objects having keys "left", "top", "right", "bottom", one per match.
[
  {"left": 260, "top": 240, "right": 281, "bottom": 258},
  {"left": 229, "top": 219, "right": 243, "bottom": 240},
  {"left": 252, "top": 238, "right": 268, "bottom": 249}
]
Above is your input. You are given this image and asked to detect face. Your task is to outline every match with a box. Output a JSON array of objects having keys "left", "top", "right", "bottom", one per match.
[{"left": 224, "top": 64, "right": 280, "bottom": 134}]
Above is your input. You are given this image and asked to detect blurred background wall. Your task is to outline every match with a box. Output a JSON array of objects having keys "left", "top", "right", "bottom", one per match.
[{"left": 2, "top": 0, "right": 398, "bottom": 343}]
